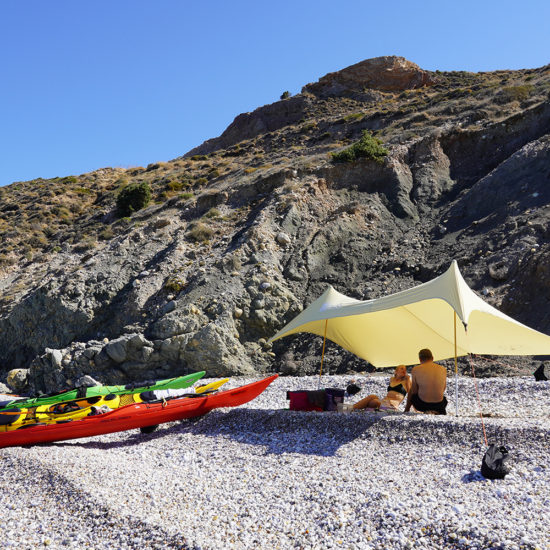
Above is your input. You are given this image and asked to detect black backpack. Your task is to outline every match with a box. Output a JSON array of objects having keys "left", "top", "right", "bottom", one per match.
[
  {"left": 481, "top": 444, "right": 510, "bottom": 479},
  {"left": 534, "top": 364, "right": 548, "bottom": 381}
]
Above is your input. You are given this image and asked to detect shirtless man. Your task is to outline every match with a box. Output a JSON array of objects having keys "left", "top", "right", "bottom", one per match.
[{"left": 404, "top": 348, "right": 447, "bottom": 415}]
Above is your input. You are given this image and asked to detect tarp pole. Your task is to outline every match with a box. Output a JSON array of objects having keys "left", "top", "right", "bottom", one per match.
[
  {"left": 319, "top": 319, "right": 328, "bottom": 387},
  {"left": 454, "top": 311, "right": 458, "bottom": 417}
]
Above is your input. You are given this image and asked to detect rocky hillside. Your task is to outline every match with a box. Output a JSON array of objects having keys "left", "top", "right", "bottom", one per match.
[{"left": 1, "top": 56, "right": 550, "bottom": 393}]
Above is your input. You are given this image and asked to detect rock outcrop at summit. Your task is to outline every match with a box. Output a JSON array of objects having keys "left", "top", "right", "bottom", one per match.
[
  {"left": 303, "top": 56, "right": 436, "bottom": 97},
  {"left": 1, "top": 56, "right": 550, "bottom": 392}
]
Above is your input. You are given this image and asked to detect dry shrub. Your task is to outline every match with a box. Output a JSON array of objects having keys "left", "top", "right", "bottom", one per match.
[{"left": 187, "top": 221, "right": 213, "bottom": 242}]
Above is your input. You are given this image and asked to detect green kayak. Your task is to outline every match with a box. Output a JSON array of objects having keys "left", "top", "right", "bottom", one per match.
[{"left": 0, "top": 371, "right": 206, "bottom": 411}]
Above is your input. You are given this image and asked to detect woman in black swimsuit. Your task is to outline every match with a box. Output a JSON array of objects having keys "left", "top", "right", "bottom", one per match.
[{"left": 353, "top": 365, "right": 411, "bottom": 411}]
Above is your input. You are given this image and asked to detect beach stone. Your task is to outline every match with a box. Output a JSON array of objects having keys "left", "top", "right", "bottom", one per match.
[
  {"left": 7, "top": 368, "right": 29, "bottom": 391},
  {"left": 48, "top": 349, "right": 63, "bottom": 368},
  {"left": 74, "top": 374, "right": 100, "bottom": 387},
  {"left": 276, "top": 232, "right": 291, "bottom": 246},
  {"left": 162, "top": 300, "right": 177, "bottom": 314},
  {"left": 488, "top": 261, "right": 510, "bottom": 281}
]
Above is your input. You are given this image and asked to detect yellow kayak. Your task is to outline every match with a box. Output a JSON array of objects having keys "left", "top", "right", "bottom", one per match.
[{"left": 195, "top": 378, "right": 229, "bottom": 394}]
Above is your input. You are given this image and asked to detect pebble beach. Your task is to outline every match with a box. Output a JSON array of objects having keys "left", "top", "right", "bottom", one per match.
[{"left": 1, "top": 374, "right": 549, "bottom": 550}]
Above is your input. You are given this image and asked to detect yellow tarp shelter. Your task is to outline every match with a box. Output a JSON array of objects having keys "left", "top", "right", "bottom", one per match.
[{"left": 270, "top": 260, "right": 550, "bottom": 367}]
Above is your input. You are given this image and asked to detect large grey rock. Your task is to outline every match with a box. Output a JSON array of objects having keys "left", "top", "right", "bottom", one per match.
[
  {"left": 150, "top": 308, "right": 207, "bottom": 340},
  {"left": 94, "top": 348, "right": 114, "bottom": 369},
  {"left": 182, "top": 321, "right": 254, "bottom": 377},
  {"left": 49, "top": 349, "right": 63, "bottom": 368},
  {"left": 105, "top": 338, "right": 128, "bottom": 363},
  {"left": 159, "top": 334, "right": 191, "bottom": 362},
  {"left": 75, "top": 375, "right": 100, "bottom": 387}
]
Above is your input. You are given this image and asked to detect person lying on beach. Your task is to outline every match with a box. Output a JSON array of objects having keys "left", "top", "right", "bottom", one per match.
[
  {"left": 352, "top": 365, "right": 411, "bottom": 411},
  {"left": 404, "top": 348, "right": 448, "bottom": 415}
]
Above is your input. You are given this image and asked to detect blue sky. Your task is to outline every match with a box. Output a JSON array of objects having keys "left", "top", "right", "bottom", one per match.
[{"left": 1, "top": 0, "right": 549, "bottom": 187}]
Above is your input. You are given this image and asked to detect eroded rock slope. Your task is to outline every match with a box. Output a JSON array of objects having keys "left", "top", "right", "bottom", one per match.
[{"left": 1, "top": 56, "right": 550, "bottom": 392}]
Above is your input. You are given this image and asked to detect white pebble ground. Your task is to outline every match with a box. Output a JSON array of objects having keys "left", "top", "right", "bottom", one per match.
[{"left": 1, "top": 374, "right": 549, "bottom": 549}]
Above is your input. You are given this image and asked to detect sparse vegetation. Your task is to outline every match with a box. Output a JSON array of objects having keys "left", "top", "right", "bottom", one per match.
[
  {"left": 331, "top": 131, "right": 388, "bottom": 164},
  {"left": 146, "top": 162, "right": 169, "bottom": 171},
  {"left": 204, "top": 208, "right": 221, "bottom": 219},
  {"left": 499, "top": 85, "right": 534, "bottom": 103},
  {"left": 99, "top": 227, "right": 115, "bottom": 240},
  {"left": 343, "top": 112, "right": 364, "bottom": 122},
  {"left": 280, "top": 91, "right": 291, "bottom": 100},
  {"left": 73, "top": 237, "right": 97, "bottom": 253},
  {"left": 0, "top": 62, "right": 548, "bottom": 287},
  {"left": 187, "top": 221, "right": 214, "bottom": 242},
  {"left": 300, "top": 122, "right": 318, "bottom": 133},
  {"left": 74, "top": 187, "right": 94, "bottom": 195},
  {"left": 164, "top": 275, "right": 186, "bottom": 293},
  {"left": 166, "top": 180, "right": 185, "bottom": 192}
]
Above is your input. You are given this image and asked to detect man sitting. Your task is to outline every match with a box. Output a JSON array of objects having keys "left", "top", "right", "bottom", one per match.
[{"left": 404, "top": 348, "right": 448, "bottom": 415}]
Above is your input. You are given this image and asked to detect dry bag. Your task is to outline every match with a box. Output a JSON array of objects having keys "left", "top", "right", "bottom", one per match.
[{"left": 481, "top": 444, "right": 510, "bottom": 479}]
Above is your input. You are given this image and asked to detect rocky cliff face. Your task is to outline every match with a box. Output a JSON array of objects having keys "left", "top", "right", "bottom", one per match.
[{"left": 1, "top": 56, "right": 550, "bottom": 392}]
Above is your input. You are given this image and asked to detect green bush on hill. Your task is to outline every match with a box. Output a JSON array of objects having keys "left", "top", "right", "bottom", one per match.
[
  {"left": 499, "top": 85, "right": 534, "bottom": 103},
  {"left": 331, "top": 131, "right": 388, "bottom": 164},
  {"left": 116, "top": 182, "right": 151, "bottom": 217}
]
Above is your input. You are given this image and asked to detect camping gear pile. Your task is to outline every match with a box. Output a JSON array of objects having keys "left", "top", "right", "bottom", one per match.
[
  {"left": 287, "top": 387, "right": 345, "bottom": 412},
  {"left": 0, "top": 373, "right": 278, "bottom": 448},
  {"left": 286, "top": 382, "right": 361, "bottom": 412}
]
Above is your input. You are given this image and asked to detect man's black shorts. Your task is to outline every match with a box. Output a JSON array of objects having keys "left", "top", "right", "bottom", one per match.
[{"left": 411, "top": 394, "right": 447, "bottom": 415}]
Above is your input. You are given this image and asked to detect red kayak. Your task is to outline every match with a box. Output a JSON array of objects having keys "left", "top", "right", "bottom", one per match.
[{"left": 0, "top": 375, "right": 277, "bottom": 448}]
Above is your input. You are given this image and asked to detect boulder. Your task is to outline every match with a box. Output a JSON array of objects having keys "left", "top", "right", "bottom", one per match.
[
  {"left": 105, "top": 337, "right": 128, "bottom": 364},
  {"left": 182, "top": 321, "right": 254, "bottom": 377},
  {"left": 7, "top": 369, "right": 29, "bottom": 392},
  {"left": 49, "top": 349, "right": 63, "bottom": 368},
  {"left": 150, "top": 308, "right": 206, "bottom": 340},
  {"left": 488, "top": 261, "right": 510, "bottom": 281},
  {"left": 74, "top": 375, "right": 100, "bottom": 387},
  {"left": 276, "top": 232, "right": 292, "bottom": 246},
  {"left": 92, "top": 348, "right": 113, "bottom": 371}
]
